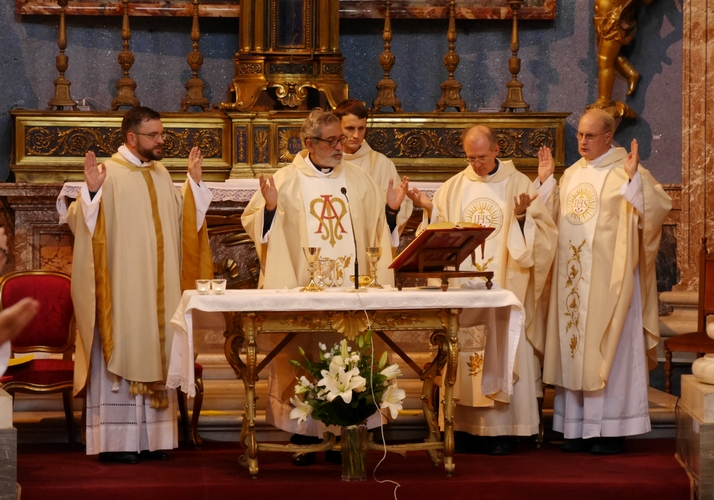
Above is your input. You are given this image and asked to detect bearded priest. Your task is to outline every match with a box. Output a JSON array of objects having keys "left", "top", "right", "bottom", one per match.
[{"left": 242, "top": 109, "right": 394, "bottom": 466}]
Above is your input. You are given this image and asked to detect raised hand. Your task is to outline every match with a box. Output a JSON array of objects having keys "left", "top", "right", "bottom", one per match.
[
  {"left": 188, "top": 146, "right": 204, "bottom": 184},
  {"left": 513, "top": 192, "right": 538, "bottom": 217},
  {"left": 259, "top": 174, "right": 278, "bottom": 211},
  {"left": 537, "top": 146, "right": 555, "bottom": 183},
  {"left": 406, "top": 187, "right": 432, "bottom": 211},
  {"left": 0, "top": 297, "right": 39, "bottom": 346},
  {"left": 624, "top": 138, "right": 639, "bottom": 180},
  {"left": 84, "top": 151, "right": 106, "bottom": 192},
  {"left": 387, "top": 176, "right": 410, "bottom": 211}
]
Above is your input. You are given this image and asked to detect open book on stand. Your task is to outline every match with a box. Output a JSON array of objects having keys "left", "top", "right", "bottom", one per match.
[{"left": 389, "top": 222, "right": 495, "bottom": 291}]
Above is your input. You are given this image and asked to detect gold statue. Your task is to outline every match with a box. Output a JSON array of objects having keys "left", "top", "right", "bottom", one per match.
[{"left": 587, "top": 0, "right": 654, "bottom": 119}]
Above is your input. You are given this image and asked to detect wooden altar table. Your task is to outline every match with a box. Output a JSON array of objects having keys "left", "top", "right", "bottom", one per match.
[{"left": 168, "top": 286, "right": 524, "bottom": 478}]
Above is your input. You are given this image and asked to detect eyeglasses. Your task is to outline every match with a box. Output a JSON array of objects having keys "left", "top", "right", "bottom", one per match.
[
  {"left": 576, "top": 131, "right": 608, "bottom": 142},
  {"left": 466, "top": 155, "right": 492, "bottom": 165},
  {"left": 311, "top": 135, "right": 348, "bottom": 148},
  {"left": 135, "top": 132, "right": 167, "bottom": 141}
]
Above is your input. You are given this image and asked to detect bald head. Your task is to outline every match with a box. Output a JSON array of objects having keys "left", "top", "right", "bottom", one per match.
[
  {"left": 463, "top": 125, "right": 497, "bottom": 149},
  {"left": 463, "top": 125, "right": 500, "bottom": 176}
]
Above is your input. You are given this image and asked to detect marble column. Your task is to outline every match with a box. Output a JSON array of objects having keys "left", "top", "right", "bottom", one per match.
[{"left": 678, "top": 0, "right": 714, "bottom": 291}]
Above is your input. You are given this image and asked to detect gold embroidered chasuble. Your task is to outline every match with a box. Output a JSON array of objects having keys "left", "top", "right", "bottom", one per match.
[
  {"left": 429, "top": 161, "right": 557, "bottom": 358},
  {"left": 424, "top": 161, "right": 556, "bottom": 420},
  {"left": 243, "top": 150, "right": 393, "bottom": 290},
  {"left": 241, "top": 150, "right": 393, "bottom": 435},
  {"left": 543, "top": 147, "right": 672, "bottom": 392},
  {"left": 68, "top": 153, "right": 212, "bottom": 398},
  {"left": 342, "top": 141, "right": 414, "bottom": 236}
]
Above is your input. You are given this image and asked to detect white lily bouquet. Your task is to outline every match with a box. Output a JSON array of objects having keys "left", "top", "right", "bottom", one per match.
[{"left": 289, "top": 331, "right": 406, "bottom": 427}]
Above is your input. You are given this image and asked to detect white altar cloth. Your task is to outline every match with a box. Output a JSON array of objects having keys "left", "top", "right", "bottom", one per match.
[{"left": 167, "top": 286, "right": 524, "bottom": 400}]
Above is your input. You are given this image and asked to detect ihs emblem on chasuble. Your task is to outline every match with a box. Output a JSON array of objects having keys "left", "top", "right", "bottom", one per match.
[
  {"left": 566, "top": 183, "right": 598, "bottom": 225},
  {"left": 464, "top": 198, "right": 502, "bottom": 240},
  {"left": 309, "top": 195, "right": 349, "bottom": 247}
]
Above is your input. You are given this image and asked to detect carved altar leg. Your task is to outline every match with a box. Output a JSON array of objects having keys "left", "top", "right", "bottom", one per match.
[
  {"left": 224, "top": 312, "right": 259, "bottom": 476},
  {"left": 441, "top": 308, "right": 460, "bottom": 477},
  {"left": 421, "top": 332, "right": 447, "bottom": 466}
]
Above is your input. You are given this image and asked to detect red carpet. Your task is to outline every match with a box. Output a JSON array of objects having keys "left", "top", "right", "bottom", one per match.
[{"left": 17, "top": 439, "right": 690, "bottom": 500}]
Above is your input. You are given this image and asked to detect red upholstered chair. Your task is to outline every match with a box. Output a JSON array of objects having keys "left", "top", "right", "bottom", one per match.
[
  {"left": 0, "top": 270, "right": 77, "bottom": 443},
  {"left": 663, "top": 237, "right": 714, "bottom": 393}
]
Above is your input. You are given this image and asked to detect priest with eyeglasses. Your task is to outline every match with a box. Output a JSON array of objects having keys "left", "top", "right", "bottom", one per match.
[{"left": 242, "top": 108, "right": 395, "bottom": 466}]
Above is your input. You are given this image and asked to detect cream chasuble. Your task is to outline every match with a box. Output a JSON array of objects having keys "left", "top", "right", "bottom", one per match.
[
  {"left": 543, "top": 147, "right": 671, "bottom": 439},
  {"left": 67, "top": 149, "right": 212, "bottom": 454},
  {"left": 426, "top": 161, "right": 557, "bottom": 436},
  {"left": 555, "top": 163, "right": 610, "bottom": 388},
  {"left": 343, "top": 141, "right": 414, "bottom": 236},
  {"left": 242, "top": 151, "right": 393, "bottom": 435},
  {"left": 298, "top": 169, "right": 356, "bottom": 287}
]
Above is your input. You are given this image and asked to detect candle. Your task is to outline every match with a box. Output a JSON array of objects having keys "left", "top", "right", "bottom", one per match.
[
  {"left": 196, "top": 279, "right": 211, "bottom": 295},
  {"left": 211, "top": 279, "right": 227, "bottom": 294}
]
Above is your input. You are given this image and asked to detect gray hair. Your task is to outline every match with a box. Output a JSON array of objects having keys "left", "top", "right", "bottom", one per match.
[{"left": 300, "top": 109, "right": 341, "bottom": 144}]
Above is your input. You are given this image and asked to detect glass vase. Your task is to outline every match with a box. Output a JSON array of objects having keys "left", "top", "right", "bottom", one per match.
[{"left": 340, "top": 422, "right": 367, "bottom": 481}]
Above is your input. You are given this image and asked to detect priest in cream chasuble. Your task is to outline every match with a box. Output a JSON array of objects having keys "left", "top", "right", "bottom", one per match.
[
  {"left": 542, "top": 110, "right": 671, "bottom": 449},
  {"left": 66, "top": 107, "right": 212, "bottom": 461},
  {"left": 242, "top": 110, "right": 393, "bottom": 436},
  {"left": 335, "top": 99, "right": 414, "bottom": 238},
  {"left": 408, "top": 125, "right": 556, "bottom": 450}
]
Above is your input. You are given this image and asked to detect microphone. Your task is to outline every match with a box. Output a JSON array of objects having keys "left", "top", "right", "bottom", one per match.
[{"left": 341, "top": 187, "right": 359, "bottom": 290}]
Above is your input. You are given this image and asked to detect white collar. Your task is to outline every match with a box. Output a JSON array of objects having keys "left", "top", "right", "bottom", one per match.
[
  {"left": 118, "top": 145, "right": 151, "bottom": 167},
  {"left": 585, "top": 146, "right": 615, "bottom": 168},
  {"left": 305, "top": 153, "right": 334, "bottom": 177}
]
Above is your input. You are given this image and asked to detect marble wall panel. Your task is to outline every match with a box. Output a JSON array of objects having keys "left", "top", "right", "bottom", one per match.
[{"left": 679, "top": 0, "right": 713, "bottom": 290}]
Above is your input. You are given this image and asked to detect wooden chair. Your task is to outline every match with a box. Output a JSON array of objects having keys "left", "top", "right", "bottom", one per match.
[
  {"left": 0, "top": 270, "right": 77, "bottom": 443},
  {"left": 663, "top": 237, "right": 714, "bottom": 393},
  {"left": 177, "top": 362, "right": 204, "bottom": 448}
]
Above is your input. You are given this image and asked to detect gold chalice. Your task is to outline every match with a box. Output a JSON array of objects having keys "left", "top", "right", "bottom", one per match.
[
  {"left": 301, "top": 247, "right": 322, "bottom": 292},
  {"left": 366, "top": 246, "right": 383, "bottom": 289}
]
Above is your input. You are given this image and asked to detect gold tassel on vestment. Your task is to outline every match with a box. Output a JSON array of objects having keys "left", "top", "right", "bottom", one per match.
[{"left": 129, "top": 381, "right": 169, "bottom": 409}]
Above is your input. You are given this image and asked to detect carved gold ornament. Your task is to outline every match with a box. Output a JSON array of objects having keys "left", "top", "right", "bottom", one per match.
[{"left": 329, "top": 311, "right": 369, "bottom": 341}]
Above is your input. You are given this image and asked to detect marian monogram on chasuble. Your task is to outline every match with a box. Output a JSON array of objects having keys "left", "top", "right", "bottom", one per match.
[
  {"left": 299, "top": 170, "right": 355, "bottom": 288},
  {"left": 559, "top": 166, "right": 610, "bottom": 361}
]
